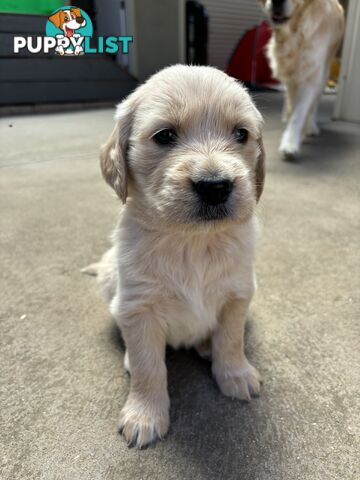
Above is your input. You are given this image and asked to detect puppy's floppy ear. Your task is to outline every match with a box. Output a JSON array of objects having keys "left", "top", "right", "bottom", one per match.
[
  {"left": 100, "top": 93, "right": 137, "bottom": 203},
  {"left": 255, "top": 136, "right": 265, "bottom": 202},
  {"left": 48, "top": 11, "right": 63, "bottom": 29}
]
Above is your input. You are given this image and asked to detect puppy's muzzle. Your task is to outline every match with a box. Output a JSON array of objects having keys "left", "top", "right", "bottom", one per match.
[{"left": 192, "top": 178, "right": 233, "bottom": 206}]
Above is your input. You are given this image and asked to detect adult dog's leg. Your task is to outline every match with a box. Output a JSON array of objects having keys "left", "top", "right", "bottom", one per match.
[
  {"left": 212, "top": 297, "right": 261, "bottom": 401},
  {"left": 118, "top": 311, "right": 170, "bottom": 448},
  {"left": 305, "top": 94, "right": 322, "bottom": 137},
  {"left": 305, "top": 65, "right": 330, "bottom": 137},
  {"left": 281, "top": 92, "right": 290, "bottom": 123},
  {"left": 282, "top": 83, "right": 297, "bottom": 123},
  {"left": 280, "top": 81, "right": 323, "bottom": 158}
]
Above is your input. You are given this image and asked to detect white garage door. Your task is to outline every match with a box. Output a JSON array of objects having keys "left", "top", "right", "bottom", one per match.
[{"left": 202, "top": 0, "right": 265, "bottom": 70}]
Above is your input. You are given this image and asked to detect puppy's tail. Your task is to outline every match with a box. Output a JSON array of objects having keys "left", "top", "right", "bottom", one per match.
[
  {"left": 81, "top": 262, "right": 100, "bottom": 276},
  {"left": 81, "top": 247, "right": 118, "bottom": 304}
]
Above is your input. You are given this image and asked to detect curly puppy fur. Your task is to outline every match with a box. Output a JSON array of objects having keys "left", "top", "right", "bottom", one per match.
[{"left": 92, "top": 65, "right": 265, "bottom": 448}]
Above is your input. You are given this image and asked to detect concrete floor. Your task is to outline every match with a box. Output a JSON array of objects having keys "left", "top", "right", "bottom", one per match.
[{"left": 0, "top": 93, "right": 359, "bottom": 480}]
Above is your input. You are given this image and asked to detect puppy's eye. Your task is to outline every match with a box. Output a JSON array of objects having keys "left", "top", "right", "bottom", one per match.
[
  {"left": 234, "top": 128, "right": 249, "bottom": 144},
  {"left": 152, "top": 129, "right": 177, "bottom": 146}
]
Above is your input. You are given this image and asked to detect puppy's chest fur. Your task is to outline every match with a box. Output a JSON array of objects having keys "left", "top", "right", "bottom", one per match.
[{"left": 117, "top": 218, "right": 257, "bottom": 348}]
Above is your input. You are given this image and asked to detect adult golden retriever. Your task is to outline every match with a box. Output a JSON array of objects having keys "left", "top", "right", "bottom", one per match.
[
  {"left": 86, "top": 65, "right": 265, "bottom": 448},
  {"left": 259, "top": 0, "right": 344, "bottom": 159}
]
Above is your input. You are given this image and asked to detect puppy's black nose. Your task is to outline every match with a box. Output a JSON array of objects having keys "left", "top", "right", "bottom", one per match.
[{"left": 192, "top": 179, "right": 233, "bottom": 205}]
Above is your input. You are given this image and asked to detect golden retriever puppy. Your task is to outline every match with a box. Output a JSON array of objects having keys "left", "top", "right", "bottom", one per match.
[
  {"left": 92, "top": 65, "right": 265, "bottom": 448},
  {"left": 259, "top": 0, "right": 344, "bottom": 159}
]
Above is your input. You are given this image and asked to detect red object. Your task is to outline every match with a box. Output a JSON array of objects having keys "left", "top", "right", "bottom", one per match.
[{"left": 227, "top": 21, "right": 278, "bottom": 86}]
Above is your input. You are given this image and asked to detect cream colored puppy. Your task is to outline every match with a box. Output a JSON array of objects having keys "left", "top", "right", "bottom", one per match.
[
  {"left": 259, "top": 0, "right": 344, "bottom": 159},
  {"left": 92, "top": 65, "right": 265, "bottom": 448}
]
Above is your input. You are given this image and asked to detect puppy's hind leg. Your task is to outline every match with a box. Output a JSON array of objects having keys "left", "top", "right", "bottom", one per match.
[{"left": 195, "top": 337, "right": 212, "bottom": 360}]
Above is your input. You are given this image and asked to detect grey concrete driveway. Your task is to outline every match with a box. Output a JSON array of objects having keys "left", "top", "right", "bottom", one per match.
[{"left": 1, "top": 93, "right": 359, "bottom": 480}]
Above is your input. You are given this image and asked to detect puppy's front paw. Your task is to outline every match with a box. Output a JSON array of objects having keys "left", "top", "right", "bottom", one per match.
[
  {"left": 118, "top": 396, "right": 169, "bottom": 448},
  {"left": 213, "top": 359, "right": 261, "bottom": 401}
]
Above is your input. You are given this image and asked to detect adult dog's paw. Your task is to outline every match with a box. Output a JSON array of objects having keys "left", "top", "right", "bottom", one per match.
[
  {"left": 118, "top": 397, "right": 169, "bottom": 448},
  {"left": 279, "top": 130, "right": 301, "bottom": 160},
  {"left": 213, "top": 359, "right": 262, "bottom": 401}
]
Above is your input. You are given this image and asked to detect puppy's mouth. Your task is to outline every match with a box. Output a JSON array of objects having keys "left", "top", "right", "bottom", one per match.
[
  {"left": 271, "top": 13, "right": 290, "bottom": 24},
  {"left": 196, "top": 203, "right": 230, "bottom": 222}
]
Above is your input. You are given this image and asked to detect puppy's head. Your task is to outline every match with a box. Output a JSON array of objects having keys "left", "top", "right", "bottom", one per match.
[
  {"left": 259, "top": 0, "right": 301, "bottom": 25},
  {"left": 101, "top": 65, "right": 265, "bottom": 229}
]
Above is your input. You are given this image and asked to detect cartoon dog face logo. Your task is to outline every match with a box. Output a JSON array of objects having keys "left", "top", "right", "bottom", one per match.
[{"left": 48, "top": 7, "right": 87, "bottom": 55}]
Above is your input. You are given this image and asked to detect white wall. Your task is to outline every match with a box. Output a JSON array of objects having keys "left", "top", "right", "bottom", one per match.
[
  {"left": 335, "top": 0, "right": 360, "bottom": 123},
  {"left": 201, "top": 0, "right": 265, "bottom": 70},
  {"left": 126, "top": 0, "right": 184, "bottom": 81}
]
